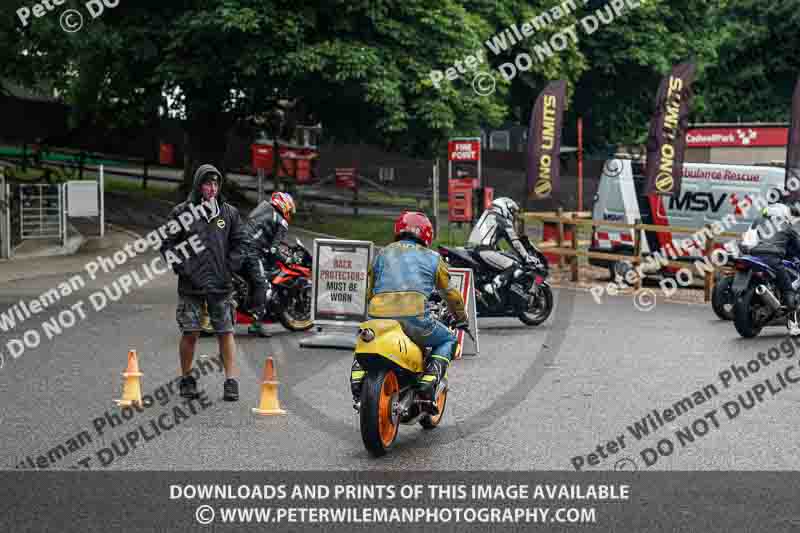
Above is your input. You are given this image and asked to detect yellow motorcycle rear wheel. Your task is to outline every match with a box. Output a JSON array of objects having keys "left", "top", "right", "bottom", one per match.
[{"left": 360, "top": 369, "right": 400, "bottom": 457}]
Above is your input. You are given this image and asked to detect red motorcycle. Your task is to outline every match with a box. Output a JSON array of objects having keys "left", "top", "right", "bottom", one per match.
[{"left": 232, "top": 239, "right": 314, "bottom": 332}]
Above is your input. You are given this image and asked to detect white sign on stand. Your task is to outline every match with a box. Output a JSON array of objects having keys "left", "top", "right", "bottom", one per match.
[
  {"left": 66, "top": 181, "right": 99, "bottom": 216},
  {"left": 446, "top": 268, "right": 480, "bottom": 358},
  {"left": 63, "top": 164, "right": 104, "bottom": 237},
  {"left": 300, "top": 239, "right": 374, "bottom": 350}
]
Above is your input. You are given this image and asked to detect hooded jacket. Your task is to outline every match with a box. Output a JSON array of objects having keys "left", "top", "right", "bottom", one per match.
[{"left": 160, "top": 164, "right": 245, "bottom": 297}]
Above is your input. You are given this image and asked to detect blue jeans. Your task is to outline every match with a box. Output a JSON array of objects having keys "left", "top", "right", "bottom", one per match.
[{"left": 370, "top": 314, "right": 457, "bottom": 362}]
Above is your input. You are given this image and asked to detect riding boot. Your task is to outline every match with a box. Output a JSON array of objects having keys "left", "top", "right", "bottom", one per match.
[
  {"left": 419, "top": 355, "right": 449, "bottom": 399},
  {"left": 350, "top": 359, "right": 365, "bottom": 404}
]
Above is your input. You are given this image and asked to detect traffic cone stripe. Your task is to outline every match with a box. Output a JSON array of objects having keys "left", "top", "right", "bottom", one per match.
[{"left": 115, "top": 349, "right": 143, "bottom": 407}]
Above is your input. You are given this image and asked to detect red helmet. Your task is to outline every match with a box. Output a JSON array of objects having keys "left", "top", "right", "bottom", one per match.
[{"left": 393, "top": 211, "right": 433, "bottom": 247}]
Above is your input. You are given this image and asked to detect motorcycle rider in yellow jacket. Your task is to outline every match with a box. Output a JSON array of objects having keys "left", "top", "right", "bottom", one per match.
[{"left": 350, "top": 212, "right": 468, "bottom": 402}]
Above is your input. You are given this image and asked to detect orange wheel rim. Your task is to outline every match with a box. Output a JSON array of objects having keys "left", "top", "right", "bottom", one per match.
[
  {"left": 378, "top": 371, "right": 399, "bottom": 447},
  {"left": 429, "top": 388, "right": 447, "bottom": 425}
]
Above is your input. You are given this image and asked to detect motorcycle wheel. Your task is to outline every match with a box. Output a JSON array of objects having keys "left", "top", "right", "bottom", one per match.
[
  {"left": 733, "top": 287, "right": 764, "bottom": 338},
  {"left": 419, "top": 387, "right": 447, "bottom": 430},
  {"left": 278, "top": 285, "right": 314, "bottom": 331},
  {"left": 711, "top": 276, "right": 734, "bottom": 321},
  {"left": 360, "top": 369, "right": 400, "bottom": 457},
  {"left": 518, "top": 284, "right": 554, "bottom": 326}
]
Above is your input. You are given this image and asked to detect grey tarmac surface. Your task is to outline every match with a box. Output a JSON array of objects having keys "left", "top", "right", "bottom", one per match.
[{"left": 1, "top": 230, "right": 800, "bottom": 472}]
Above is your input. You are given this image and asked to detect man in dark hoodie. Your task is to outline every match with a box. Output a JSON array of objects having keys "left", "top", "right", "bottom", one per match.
[{"left": 160, "top": 164, "right": 246, "bottom": 401}]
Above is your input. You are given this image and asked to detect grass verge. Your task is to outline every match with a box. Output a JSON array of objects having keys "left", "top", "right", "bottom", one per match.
[
  {"left": 295, "top": 212, "right": 470, "bottom": 247},
  {"left": 2, "top": 165, "right": 179, "bottom": 202},
  {"left": 359, "top": 190, "right": 449, "bottom": 210}
]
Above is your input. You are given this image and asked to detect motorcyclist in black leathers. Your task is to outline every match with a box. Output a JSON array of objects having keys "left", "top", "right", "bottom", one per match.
[
  {"left": 749, "top": 202, "right": 800, "bottom": 333},
  {"left": 239, "top": 192, "right": 295, "bottom": 337}
]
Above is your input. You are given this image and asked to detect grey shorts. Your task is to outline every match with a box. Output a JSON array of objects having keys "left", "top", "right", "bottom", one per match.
[{"left": 176, "top": 295, "right": 235, "bottom": 334}]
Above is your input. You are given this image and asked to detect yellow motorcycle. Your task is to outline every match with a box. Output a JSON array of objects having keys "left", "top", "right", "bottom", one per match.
[{"left": 353, "top": 308, "right": 468, "bottom": 457}]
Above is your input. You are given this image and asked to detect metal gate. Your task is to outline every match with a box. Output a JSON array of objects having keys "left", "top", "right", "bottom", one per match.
[{"left": 19, "top": 183, "right": 63, "bottom": 240}]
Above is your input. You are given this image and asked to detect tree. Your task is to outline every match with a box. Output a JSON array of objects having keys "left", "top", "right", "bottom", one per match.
[
  {"left": 2, "top": 0, "right": 524, "bottom": 185},
  {"left": 570, "top": 0, "right": 729, "bottom": 150},
  {"left": 699, "top": 0, "right": 800, "bottom": 122}
]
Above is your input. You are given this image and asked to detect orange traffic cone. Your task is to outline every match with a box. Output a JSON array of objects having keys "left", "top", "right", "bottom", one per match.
[
  {"left": 114, "top": 349, "right": 143, "bottom": 407},
  {"left": 252, "top": 357, "right": 286, "bottom": 416}
]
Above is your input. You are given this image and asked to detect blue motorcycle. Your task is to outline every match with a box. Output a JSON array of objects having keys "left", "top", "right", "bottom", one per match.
[{"left": 731, "top": 255, "right": 800, "bottom": 338}]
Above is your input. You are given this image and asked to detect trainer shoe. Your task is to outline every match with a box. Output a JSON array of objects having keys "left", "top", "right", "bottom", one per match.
[
  {"left": 223, "top": 378, "right": 239, "bottom": 401},
  {"left": 248, "top": 322, "right": 272, "bottom": 338},
  {"left": 179, "top": 375, "right": 199, "bottom": 399}
]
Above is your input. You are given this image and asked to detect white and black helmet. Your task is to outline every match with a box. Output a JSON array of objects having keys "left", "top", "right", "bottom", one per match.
[
  {"left": 767, "top": 187, "right": 792, "bottom": 205},
  {"left": 491, "top": 197, "right": 520, "bottom": 220}
]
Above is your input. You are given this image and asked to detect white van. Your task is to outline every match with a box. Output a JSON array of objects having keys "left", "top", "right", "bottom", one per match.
[{"left": 589, "top": 158, "right": 787, "bottom": 275}]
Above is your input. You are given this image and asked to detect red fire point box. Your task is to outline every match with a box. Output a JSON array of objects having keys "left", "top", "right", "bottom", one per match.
[
  {"left": 448, "top": 179, "right": 474, "bottom": 222},
  {"left": 252, "top": 143, "right": 319, "bottom": 182}
]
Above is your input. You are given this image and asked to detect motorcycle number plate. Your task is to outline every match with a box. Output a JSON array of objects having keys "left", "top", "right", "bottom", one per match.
[{"left": 732, "top": 271, "right": 751, "bottom": 294}]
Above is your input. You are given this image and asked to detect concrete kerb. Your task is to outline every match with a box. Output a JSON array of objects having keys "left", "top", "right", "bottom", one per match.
[
  {"left": 106, "top": 222, "right": 144, "bottom": 240},
  {"left": 5, "top": 223, "right": 86, "bottom": 261}
]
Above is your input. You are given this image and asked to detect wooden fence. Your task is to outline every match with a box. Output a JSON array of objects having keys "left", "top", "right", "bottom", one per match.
[{"left": 523, "top": 210, "right": 741, "bottom": 302}]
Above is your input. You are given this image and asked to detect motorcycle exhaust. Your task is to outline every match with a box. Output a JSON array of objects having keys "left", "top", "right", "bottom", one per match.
[{"left": 755, "top": 285, "right": 782, "bottom": 310}]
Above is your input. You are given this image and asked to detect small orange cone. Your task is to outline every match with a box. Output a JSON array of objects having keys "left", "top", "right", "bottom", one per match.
[
  {"left": 252, "top": 357, "right": 286, "bottom": 416},
  {"left": 114, "top": 349, "right": 143, "bottom": 407}
]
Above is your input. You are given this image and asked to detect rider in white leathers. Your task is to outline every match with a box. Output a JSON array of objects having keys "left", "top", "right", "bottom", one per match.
[{"left": 466, "top": 197, "right": 540, "bottom": 301}]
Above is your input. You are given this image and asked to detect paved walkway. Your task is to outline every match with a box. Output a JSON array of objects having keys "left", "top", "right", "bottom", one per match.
[{"left": 0, "top": 227, "right": 138, "bottom": 282}]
